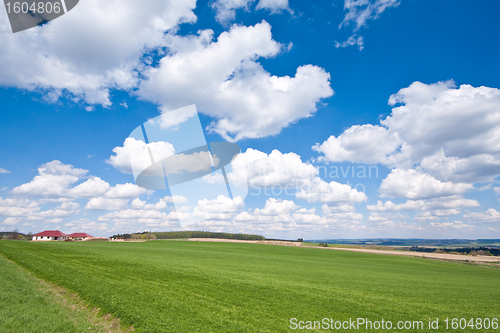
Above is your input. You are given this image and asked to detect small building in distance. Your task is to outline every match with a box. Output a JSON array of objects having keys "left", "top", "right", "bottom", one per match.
[
  {"left": 32, "top": 230, "right": 68, "bottom": 241},
  {"left": 68, "top": 233, "right": 93, "bottom": 241}
]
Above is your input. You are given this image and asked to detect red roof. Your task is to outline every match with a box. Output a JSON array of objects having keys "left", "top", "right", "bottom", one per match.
[
  {"left": 68, "top": 233, "right": 93, "bottom": 238},
  {"left": 34, "top": 230, "right": 67, "bottom": 237}
]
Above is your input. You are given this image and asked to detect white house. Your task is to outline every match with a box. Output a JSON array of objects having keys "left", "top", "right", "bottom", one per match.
[
  {"left": 68, "top": 232, "right": 93, "bottom": 241},
  {"left": 32, "top": 230, "right": 68, "bottom": 241}
]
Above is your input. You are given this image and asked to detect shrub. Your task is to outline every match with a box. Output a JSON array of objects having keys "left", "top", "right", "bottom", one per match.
[
  {"left": 7, "top": 232, "right": 22, "bottom": 240},
  {"left": 469, "top": 250, "right": 492, "bottom": 256}
]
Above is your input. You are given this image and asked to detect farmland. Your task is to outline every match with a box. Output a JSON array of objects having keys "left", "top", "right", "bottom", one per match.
[
  {"left": 0, "top": 253, "right": 126, "bottom": 332},
  {"left": 0, "top": 240, "right": 499, "bottom": 332}
]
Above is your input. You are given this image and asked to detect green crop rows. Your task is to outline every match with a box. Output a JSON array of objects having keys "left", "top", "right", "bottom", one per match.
[{"left": 0, "top": 240, "right": 499, "bottom": 332}]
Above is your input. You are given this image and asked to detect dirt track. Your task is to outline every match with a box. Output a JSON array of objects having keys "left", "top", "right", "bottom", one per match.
[{"left": 186, "top": 238, "right": 500, "bottom": 263}]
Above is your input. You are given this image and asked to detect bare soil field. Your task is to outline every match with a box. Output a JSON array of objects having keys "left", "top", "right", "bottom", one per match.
[
  {"left": 326, "top": 247, "right": 500, "bottom": 263},
  {"left": 186, "top": 238, "right": 500, "bottom": 263}
]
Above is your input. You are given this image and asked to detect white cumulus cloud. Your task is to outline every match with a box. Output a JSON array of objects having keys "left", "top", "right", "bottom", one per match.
[
  {"left": 314, "top": 81, "right": 500, "bottom": 202},
  {"left": 138, "top": 21, "right": 333, "bottom": 141},
  {"left": 0, "top": 0, "right": 197, "bottom": 106},
  {"left": 379, "top": 169, "right": 473, "bottom": 200},
  {"left": 464, "top": 209, "right": 500, "bottom": 223},
  {"left": 85, "top": 198, "right": 129, "bottom": 211},
  {"left": 106, "top": 137, "right": 175, "bottom": 175}
]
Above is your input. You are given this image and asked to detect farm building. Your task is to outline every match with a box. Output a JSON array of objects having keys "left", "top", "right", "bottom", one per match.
[
  {"left": 68, "top": 233, "right": 93, "bottom": 241},
  {"left": 32, "top": 230, "right": 68, "bottom": 241}
]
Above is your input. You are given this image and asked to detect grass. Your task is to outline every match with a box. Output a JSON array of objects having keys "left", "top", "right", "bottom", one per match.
[
  {"left": 0, "top": 254, "right": 131, "bottom": 332},
  {"left": 0, "top": 240, "right": 499, "bottom": 332}
]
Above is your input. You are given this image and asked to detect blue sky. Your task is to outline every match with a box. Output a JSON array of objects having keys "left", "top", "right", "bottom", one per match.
[{"left": 1, "top": 0, "right": 500, "bottom": 239}]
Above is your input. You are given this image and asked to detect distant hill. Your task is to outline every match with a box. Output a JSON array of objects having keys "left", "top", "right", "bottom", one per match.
[{"left": 305, "top": 238, "right": 500, "bottom": 247}]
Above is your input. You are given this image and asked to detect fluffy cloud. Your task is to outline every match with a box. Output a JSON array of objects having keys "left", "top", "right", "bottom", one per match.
[
  {"left": 379, "top": 169, "right": 473, "bottom": 200},
  {"left": 419, "top": 151, "right": 500, "bottom": 184},
  {"left": 67, "top": 177, "right": 110, "bottom": 198},
  {"left": 428, "top": 221, "right": 474, "bottom": 230},
  {"left": 7, "top": 160, "right": 148, "bottom": 227},
  {"left": 463, "top": 209, "right": 500, "bottom": 223},
  {"left": 94, "top": 195, "right": 193, "bottom": 230},
  {"left": 3, "top": 217, "right": 22, "bottom": 226},
  {"left": 130, "top": 196, "right": 185, "bottom": 210},
  {"left": 231, "top": 198, "right": 363, "bottom": 234},
  {"left": 13, "top": 161, "right": 147, "bottom": 201},
  {"left": 0, "top": 167, "right": 10, "bottom": 174},
  {"left": 291, "top": 208, "right": 324, "bottom": 225},
  {"left": 367, "top": 196, "right": 480, "bottom": 212},
  {"left": 322, "top": 204, "right": 363, "bottom": 220},
  {"left": 104, "top": 184, "right": 147, "bottom": 199},
  {"left": 163, "top": 152, "right": 217, "bottom": 175},
  {"left": 382, "top": 82, "right": 500, "bottom": 172},
  {"left": 138, "top": 21, "right": 333, "bottom": 141},
  {"left": 231, "top": 148, "right": 318, "bottom": 189},
  {"left": 0, "top": 0, "right": 196, "bottom": 106},
  {"left": 65, "top": 219, "right": 109, "bottom": 232},
  {"left": 234, "top": 198, "right": 298, "bottom": 225},
  {"left": 313, "top": 124, "right": 402, "bottom": 165},
  {"left": 212, "top": 0, "right": 255, "bottom": 23},
  {"left": 367, "top": 211, "right": 406, "bottom": 222},
  {"left": 315, "top": 81, "right": 500, "bottom": 201},
  {"left": 315, "top": 81, "right": 500, "bottom": 174},
  {"left": 366, "top": 195, "right": 481, "bottom": 223},
  {"left": 78, "top": 183, "right": 148, "bottom": 211},
  {"left": 85, "top": 198, "right": 129, "bottom": 211},
  {"left": 36, "top": 202, "right": 80, "bottom": 218},
  {"left": 98, "top": 209, "right": 178, "bottom": 228},
  {"left": 69, "top": 178, "right": 146, "bottom": 201},
  {"left": 0, "top": 197, "right": 41, "bottom": 217},
  {"left": 255, "top": 0, "right": 291, "bottom": 13},
  {"left": 106, "top": 138, "right": 175, "bottom": 175},
  {"left": 12, "top": 161, "right": 87, "bottom": 198},
  {"left": 227, "top": 148, "right": 366, "bottom": 206},
  {"left": 0, "top": 197, "right": 80, "bottom": 222},
  {"left": 192, "top": 195, "right": 245, "bottom": 221},
  {"left": 296, "top": 178, "right": 367, "bottom": 204},
  {"left": 254, "top": 198, "right": 298, "bottom": 215}
]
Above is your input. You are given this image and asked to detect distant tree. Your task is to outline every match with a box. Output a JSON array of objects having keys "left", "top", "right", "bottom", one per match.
[
  {"left": 297, "top": 238, "right": 303, "bottom": 242},
  {"left": 141, "top": 233, "right": 157, "bottom": 240},
  {"left": 7, "top": 231, "right": 21, "bottom": 240},
  {"left": 152, "top": 231, "right": 265, "bottom": 240},
  {"left": 469, "top": 250, "right": 492, "bottom": 256}
]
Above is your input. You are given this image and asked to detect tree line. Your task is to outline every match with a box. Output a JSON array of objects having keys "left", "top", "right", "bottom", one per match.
[{"left": 110, "top": 231, "right": 265, "bottom": 241}]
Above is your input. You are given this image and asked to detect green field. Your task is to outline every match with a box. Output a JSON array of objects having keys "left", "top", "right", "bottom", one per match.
[
  {"left": 0, "top": 254, "right": 123, "bottom": 332},
  {"left": 0, "top": 240, "right": 499, "bottom": 332}
]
